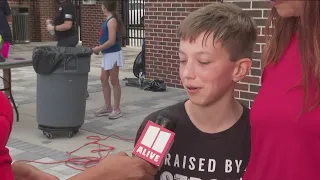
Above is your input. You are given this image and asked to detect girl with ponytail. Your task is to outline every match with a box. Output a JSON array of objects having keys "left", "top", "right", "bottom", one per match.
[{"left": 92, "top": 1, "right": 126, "bottom": 119}]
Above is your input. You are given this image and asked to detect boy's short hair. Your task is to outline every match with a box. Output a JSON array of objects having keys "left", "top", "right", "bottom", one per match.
[{"left": 178, "top": 2, "right": 257, "bottom": 62}]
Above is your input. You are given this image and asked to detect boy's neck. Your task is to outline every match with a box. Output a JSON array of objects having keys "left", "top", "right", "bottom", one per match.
[{"left": 185, "top": 93, "right": 244, "bottom": 134}]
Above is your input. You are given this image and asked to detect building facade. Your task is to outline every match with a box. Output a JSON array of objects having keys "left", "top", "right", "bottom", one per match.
[{"left": 7, "top": 0, "right": 271, "bottom": 107}]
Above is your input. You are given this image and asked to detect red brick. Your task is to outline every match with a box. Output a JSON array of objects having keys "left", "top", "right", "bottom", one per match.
[
  {"left": 235, "top": 83, "right": 249, "bottom": 91},
  {"left": 241, "top": 76, "right": 260, "bottom": 84},
  {"left": 238, "top": 99, "right": 250, "bottom": 108},
  {"left": 240, "top": 91, "right": 258, "bottom": 100},
  {"left": 250, "top": 84, "right": 261, "bottom": 93},
  {"left": 234, "top": 90, "right": 240, "bottom": 98}
]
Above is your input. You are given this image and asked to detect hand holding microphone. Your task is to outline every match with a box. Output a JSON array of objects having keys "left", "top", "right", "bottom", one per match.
[
  {"left": 69, "top": 152, "right": 157, "bottom": 180},
  {"left": 95, "top": 152, "right": 158, "bottom": 180}
]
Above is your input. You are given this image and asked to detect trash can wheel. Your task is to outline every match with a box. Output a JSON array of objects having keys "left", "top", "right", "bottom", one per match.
[
  {"left": 68, "top": 131, "right": 74, "bottom": 138},
  {"left": 43, "top": 131, "right": 53, "bottom": 139},
  {"left": 68, "top": 129, "right": 78, "bottom": 138}
]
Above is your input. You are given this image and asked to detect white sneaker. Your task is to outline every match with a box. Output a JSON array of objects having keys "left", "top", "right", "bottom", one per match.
[
  {"left": 95, "top": 105, "right": 112, "bottom": 117},
  {"left": 109, "top": 109, "right": 122, "bottom": 119}
]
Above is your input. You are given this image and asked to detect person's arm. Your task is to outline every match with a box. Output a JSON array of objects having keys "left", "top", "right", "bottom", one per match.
[
  {"left": 95, "top": 18, "right": 117, "bottom": 52},
  {"left": 11, "top": 152, "right": 157, "bottom": 180},
  {"left": 6, "top": 15, "right": 12, "bottom": 23},
  {"left": 54, "top": 4, "right": 74, "bottom": 31},
  {"left": 4, "top": 1, "right": 12, "bottom": 23},
  {"left": 68, "top": 152, "right": 157, "bottom": 180},
  {"left": 0, "top": 92, "right": 14, "bottom": 180},
  {"left": 12, "top": 162, "right": 58, "bottom": 180}
]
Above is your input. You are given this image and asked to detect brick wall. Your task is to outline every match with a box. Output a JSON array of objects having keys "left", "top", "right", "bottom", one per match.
[
  {"left": 28, "top": 1, "right": 41, "bottom": 41},
  {"left": 80, "top": 2, "right": 104, "bottom": 48},
  {"left": 144, "top": 0, "right": 222, "bottom": 88},
  {"left": 8, "top": 0, "right": 56, "bottom": 42},
  {"left": 226, "top": 0, "right": 271, "bottom": 107},
  {"left": 144, "top": 0, "right": 271, "bottom": 107},
  {"left": 38, "top": 0, "right": 56, "bottom": 42},
  {"left": 81, "top": 1, "right": 123, "bottom": 48}
]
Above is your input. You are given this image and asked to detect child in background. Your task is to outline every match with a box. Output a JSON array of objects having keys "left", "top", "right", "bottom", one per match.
[{"left": 92, "top": 1, "right": 126, "bottom": 119}]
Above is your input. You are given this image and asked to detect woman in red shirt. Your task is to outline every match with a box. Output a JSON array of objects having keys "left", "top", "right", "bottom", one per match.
[{"left": 243, "top": 1, "right": 320, "bottom": 179}]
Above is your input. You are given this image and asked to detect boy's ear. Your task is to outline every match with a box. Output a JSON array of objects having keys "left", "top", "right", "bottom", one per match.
[{"left": 232, "top": 58, "right": 252, "bottom": 82}]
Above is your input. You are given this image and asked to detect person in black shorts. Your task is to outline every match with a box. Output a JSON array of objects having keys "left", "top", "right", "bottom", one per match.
[
  {"left": 46, "top": 0, "right": 78, "bottom": 47},
  {"left": 0, "top": 0, "right": 12, "bottom": 98},
  {"left": 135, "top": 3, "right": 257, "bottom": 180}
]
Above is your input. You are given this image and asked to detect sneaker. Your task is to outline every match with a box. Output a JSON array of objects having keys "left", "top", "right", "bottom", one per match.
[
  {"left": 95, "top": 106, "right": 112, "bottom": 117},
  {"left": 109, "top": 109, "right": 122, "bottom": 119}
]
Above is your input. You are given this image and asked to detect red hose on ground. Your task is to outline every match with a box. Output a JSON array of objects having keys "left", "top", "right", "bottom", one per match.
[{"left": 16, "top": 134, "right": 135, "bottom": 171}]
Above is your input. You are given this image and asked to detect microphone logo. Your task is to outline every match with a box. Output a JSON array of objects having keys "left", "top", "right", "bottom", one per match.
[{"left": 133, "top": 120, "right": 175, "bottom": 167}]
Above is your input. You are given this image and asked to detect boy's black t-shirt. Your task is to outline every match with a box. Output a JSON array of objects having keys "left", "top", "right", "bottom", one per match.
[{"left": 135, "top": 101, "right": 250, "bottom": 180}]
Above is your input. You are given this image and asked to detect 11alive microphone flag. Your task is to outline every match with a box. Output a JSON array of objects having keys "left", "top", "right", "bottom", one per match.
[{"left": 133, "top": 120, "right": 175, "bottom": 167}]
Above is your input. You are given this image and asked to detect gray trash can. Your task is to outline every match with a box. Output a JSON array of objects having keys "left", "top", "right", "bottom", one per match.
[
  {"left": 32, "top": 46, "right": 93, "bottom": 139},
  {"left": 11, "top": 6, "right": 30, "bottom": 44}
]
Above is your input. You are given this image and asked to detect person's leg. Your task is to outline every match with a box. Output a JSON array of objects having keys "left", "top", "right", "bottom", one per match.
[
  {"left": 101, "top": 69, "right": 112, "bottom": 108},
  {"left": 95, "top": 68, "right": 113, "bottom": 117},
  {"left": 109, "top": 64, "right": 122, "bottom": 119},
  {"left": 110, "top": 64, "right": 121, "bottom": 109}
]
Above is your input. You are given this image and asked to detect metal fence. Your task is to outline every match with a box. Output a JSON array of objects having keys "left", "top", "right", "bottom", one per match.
[
  {"left": 121, "top": 0, "right": 145, "bottom": 47},
  {"left": 119, "top": 0, "right": 222, "bottom": 47},
  {"left": 70, "top": 0, "right": 82, "bottom": 41}
]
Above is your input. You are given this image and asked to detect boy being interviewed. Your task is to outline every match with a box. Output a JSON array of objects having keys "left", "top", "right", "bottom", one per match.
[{"left": 135, "top": 2, "right": 257, "bottom": 180}]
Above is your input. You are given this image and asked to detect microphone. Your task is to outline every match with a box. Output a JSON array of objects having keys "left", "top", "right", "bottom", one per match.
[{"left": 133, "top": 110, "right": 176, "bottom": 167}]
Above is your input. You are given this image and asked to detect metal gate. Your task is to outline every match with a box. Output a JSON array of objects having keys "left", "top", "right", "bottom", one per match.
[
  {"left": 70, "top": 0, "right": 82, "bottom": 41},
  {"left": 121, "top": 0, "right": 145, "bottom": 47}
]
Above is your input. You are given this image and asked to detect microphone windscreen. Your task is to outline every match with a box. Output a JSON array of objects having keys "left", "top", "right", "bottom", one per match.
[{"left": 154, "top": 109, "right": 177, "bottom": 132}]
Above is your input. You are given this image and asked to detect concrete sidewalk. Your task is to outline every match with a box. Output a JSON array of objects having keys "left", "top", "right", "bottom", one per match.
[{"left": 3, "top": 42, "right": 187, "bottom": 179}]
